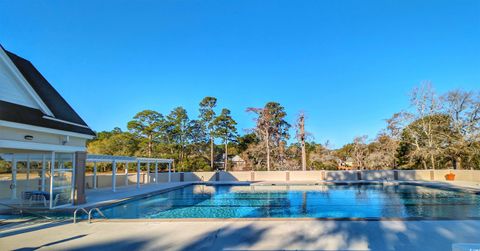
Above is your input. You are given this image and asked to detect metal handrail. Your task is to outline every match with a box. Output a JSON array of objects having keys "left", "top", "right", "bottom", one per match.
[
  {"left": 87, "top": 207, "right": 107, "bottom": 223},
  {"left": 73, "top": 208, "right": 88, "bottom": 223}
]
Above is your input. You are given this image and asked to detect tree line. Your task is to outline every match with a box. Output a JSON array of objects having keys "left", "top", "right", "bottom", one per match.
[
  {"left": 88, "top": 83, "right": 480, "bottom": 171},
  {"left": 336, "top": 83, "right": 480, "bottom": 170}
]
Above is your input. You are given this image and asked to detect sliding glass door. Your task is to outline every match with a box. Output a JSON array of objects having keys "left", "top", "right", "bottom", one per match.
[
  {"left": 50, "top": 152, "right": 75, "bottom": 208},
  {"left": 0, "top": 153, "right": 52, "bottom": 208},
  {"left": 0, "top": 152, "right": 75, "bottom": 209}
]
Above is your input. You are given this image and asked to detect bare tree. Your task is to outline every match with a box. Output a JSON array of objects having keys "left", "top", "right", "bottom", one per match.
[
  {"left": 309, "top": 141, "right": 339, "bottom": 170},
  {"left": 365, "top": 132, "right": 398, "bottom": 170},
  {"left": 295, "top": 112, "right": 312, "bottom": 171},
  {"left": 247, "top": 102, "right": 290, "bottom": 171},
  {"left": 352, "top": 135, "right": 368, "bottom": 169},
  {"left": 246, "top": 107, "right": 271, "bottom": 170},
  {"left": 442, "top": 90, "right": 480, "bottom": 169},
  {"left": 388, "top": 83, "right": 445, "bottom": 169}
]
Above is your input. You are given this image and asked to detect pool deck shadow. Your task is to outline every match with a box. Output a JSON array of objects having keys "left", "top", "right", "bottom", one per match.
[
  {"left": 1, "top": 219, "right": 480, "bottom": 251},
  {"left": 0, "top": 219, "right": 71, "bottom": 238}
]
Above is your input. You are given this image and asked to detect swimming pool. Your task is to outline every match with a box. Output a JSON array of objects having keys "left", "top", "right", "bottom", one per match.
[{"left": 99, "top": 184, "right": 480, "bottom": 219}]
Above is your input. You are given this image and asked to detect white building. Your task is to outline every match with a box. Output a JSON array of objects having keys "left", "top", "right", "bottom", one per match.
[{"left": 0, "top": 45, "right": 95, "bottom": 208}]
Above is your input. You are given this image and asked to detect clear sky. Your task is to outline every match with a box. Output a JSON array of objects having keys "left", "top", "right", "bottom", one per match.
[{"left": 1, "top": 0, "right": 479, "bottom": 148}]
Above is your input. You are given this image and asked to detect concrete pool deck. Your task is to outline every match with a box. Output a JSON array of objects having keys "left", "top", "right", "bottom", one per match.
[
  {"left": 72, "top": 182, "right": 194, "bottom": 209},
  {"left": 1, "top": 219, "right": 480, "bottom": 250},
  {"left": 2, "top": 180, "right": 480, "bottom": 250}
]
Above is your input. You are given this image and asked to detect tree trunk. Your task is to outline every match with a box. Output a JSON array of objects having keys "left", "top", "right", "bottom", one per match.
[
  {"left": 301, "top": 141, "right": 306, "bottom": 171},
  {"left": 266, "top": 129, "right": 270, "bottom": 171},
  {"left": 299, "top": 114, "right": 307, "bottom": 171},
  {"left": 210, "top": 135, "right": 214, "bottom": 170},
  {"left": 224, "top": 140, "right": 228, "bottom": 171},
  {"left": 148, "top": 135, "right": 152, "bottom": 158},
  {"left": 431, "top": 155, "right": 435, "bottom": 170},
  {"left": 456, "top": 156, "right": 462, "bottom": 170},
  {"left": 166, "top": 138, "right": 174, "bottom": 155},
  {"left": 422, "top": 160, "right": 428, "bottom": 170}
]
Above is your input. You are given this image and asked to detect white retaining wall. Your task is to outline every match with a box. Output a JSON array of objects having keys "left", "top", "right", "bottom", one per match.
[{"left": 83, "top": 169, "right": 480, "bottom": 189}]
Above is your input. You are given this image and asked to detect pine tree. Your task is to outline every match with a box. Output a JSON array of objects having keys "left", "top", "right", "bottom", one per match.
[{"left": 212, "top": 109, "right": 238, "bottom": 171}]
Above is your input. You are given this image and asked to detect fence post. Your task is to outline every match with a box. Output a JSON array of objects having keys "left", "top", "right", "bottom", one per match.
[{"left": 136, "top": 161, "right": 141, "bottom": 188}]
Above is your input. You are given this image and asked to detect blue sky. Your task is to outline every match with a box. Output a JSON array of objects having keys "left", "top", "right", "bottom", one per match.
[{"left": 1, "top": 0, "right": 479, "bottom": 148}]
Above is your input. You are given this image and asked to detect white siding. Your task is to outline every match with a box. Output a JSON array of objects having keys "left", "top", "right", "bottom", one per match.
[
  {"left": 0, "top": 53, "right": 41, "bottom": 109},
  {"left": 0, "top": 126, "right": 87, "bottom": 148}
]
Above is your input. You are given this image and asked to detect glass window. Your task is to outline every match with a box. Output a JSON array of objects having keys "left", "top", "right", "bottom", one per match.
[
  {"left": 51, "top": 152, "right": 75, "bottom": 208},
  {"left": 0, "top": 153, "right": 52, "bottom": 209}
]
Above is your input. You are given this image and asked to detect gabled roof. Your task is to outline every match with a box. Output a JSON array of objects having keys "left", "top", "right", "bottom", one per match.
[
  {"left": 0, "top": 100, "right": 95, "bottom": 136},
  {"left": 0, "top": 46, "right": 95, "bottom": 136}
]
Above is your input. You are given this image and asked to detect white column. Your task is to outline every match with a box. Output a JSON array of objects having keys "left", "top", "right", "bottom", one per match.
[
  {"left": 125, "top": 162, "right": 129, "bottom": 186},
  {"left": 136, "top": 161, "right": 140, "bottom": 188},
  {"left": 168, "top": 162, "right": 172, "bottom": 182},
  {"left": 146, "top": 162, "right": 150, "bottom": 184},
  {"left": 26, "top": 155, "right": 30, "bottom": 190},
  {"left": 155, "top": 161, "right": 158, "bottom": 183},
  {"left": 93, "top": 162, "right": 97, "bottom": 189},
  {"left": 112, "top": 160, "right": 117, "bottom": 192},
  {"left": 41, "top": 154, "right": 46, "bottom": 191},
  {"left": 49, "top": 152, "right": 55, "bottom": 209},
  {"left": 70, "top": 152, "right": 76, "bottom": 206},
  {"left": 11, "top": 154, "right": 17, "bottom": 200}
]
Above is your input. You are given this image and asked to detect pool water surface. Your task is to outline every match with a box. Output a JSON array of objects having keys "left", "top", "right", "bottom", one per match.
[{"left": 99, "top": 184, "right": 480, "bottom": 219}]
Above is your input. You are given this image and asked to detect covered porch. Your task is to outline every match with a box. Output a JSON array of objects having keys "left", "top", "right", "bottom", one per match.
[
  {"left": 0, "top": 152, "right": 78, "bottom": 210},
  {"left": 0, "top": 152, "right": 173, "bottom": 210},
  {"left": 85, "top": 154, "right": 174, "bottom": 192}
]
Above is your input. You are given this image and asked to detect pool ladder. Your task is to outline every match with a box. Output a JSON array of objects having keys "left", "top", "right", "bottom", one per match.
[{"left": 73, "top": 207, "right": 107, "bottom": 224}]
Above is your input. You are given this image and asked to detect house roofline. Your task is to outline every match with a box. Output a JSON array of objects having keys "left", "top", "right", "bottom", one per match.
[
  {"left": 0, "top": 46, "right": 54, "bottom": 116},
  {"left": 0, "top": 120, "right": 95, "bottom": 139}
]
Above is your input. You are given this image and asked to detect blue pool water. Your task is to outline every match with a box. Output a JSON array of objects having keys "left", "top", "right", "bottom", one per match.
[{"left": 99, "top": 184, "right": 480, "bottom": 219}]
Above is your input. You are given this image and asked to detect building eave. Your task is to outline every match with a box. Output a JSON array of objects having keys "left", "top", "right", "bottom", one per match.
[
  {"left": 0, "top": 139, "right": 87, "bottom": 152},
  {"left": 0, "top": 120, "right": 95, "bottom": 139}
]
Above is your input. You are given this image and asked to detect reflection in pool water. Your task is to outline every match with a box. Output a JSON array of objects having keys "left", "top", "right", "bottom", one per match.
[{"left": 99, "top": 184, "right": 480, "bottom": 219}]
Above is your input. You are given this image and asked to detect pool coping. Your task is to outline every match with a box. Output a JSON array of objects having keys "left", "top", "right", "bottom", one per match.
[
  {"left": 70, "top": 183, "right": 194, "bottom": 212},
  {"left": 87, "top": 216, "right": 480, "bottom": 223}
]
